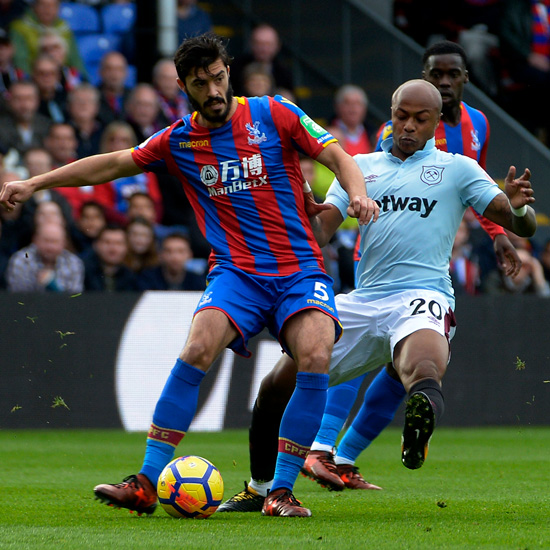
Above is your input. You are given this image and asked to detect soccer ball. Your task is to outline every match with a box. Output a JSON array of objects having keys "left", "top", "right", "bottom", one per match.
[{"left": 157, "top": 456, "right": 224, "bottom": 519}]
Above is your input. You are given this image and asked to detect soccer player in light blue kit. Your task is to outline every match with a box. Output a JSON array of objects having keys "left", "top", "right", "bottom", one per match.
[
  {"left": 302, "top": 40, "right": 524, "bottom": 492},
  {"left": 219, "top": 79, "right": 536, "bottom": 512}
]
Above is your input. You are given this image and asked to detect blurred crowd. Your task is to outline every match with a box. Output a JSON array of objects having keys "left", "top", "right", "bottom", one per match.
[
  {"left": 394, "top": 0, "right": 550, "bottom": 145},
  {"left": 0, "top": 0, "right": 549, "bottom": 298}
]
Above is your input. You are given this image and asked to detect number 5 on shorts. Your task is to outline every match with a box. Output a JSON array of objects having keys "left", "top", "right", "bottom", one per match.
[{"left": 314, "top": 281, "right": 329, "bottom": 301}]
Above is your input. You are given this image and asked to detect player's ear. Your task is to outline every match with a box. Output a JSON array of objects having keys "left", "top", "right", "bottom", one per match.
[
  {"left": 177, "top": 77, "right": 186, "bottom": 93},
  {"left": 464, "top": 69, "right": 469, "bottom": 84}
]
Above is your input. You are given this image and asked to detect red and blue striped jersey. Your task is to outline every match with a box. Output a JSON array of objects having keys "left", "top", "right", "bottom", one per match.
[{"left": 132, "top": 95, "right": 337, "bottom": 276}]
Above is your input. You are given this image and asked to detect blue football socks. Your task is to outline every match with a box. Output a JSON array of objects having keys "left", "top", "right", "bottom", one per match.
[
  {"left": 271, "top": 372, "right": 329, "bottom": 492},
  {"left": 336, "top": 368, "right": 406, "bottom": 463},
  {"left": 313, "top": 374, "right": 366, "bottom": 449},
  {"left": 140, "top": 359, "right": 206, "bottom": 485}
]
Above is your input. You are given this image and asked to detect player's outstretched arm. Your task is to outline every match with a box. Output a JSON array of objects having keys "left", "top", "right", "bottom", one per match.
[
  {"left": 315, "top": 143, "right": 379, "bottom": 225},
  {"left": 483, "top": 166, "right": 536, "bottom": 238},
  {"left": 0, "top": 149, "right": 141, "bottom": 211}
]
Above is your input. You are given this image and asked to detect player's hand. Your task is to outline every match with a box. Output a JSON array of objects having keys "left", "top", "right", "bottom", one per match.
[
  {"left": 346, "top": 196, "right": 379, "bottom": 225},
  {"left": 304, "top": 191, "right": 331, "bottom": 218},
  {"left": 0, "top": 179, "right": 35, "bottom": 211},
  {"left": 493, "top": 233, "right": 522, "bottom": 278},
  {"left": 504, "top": 166, "right": 535, "bottom": 209}
]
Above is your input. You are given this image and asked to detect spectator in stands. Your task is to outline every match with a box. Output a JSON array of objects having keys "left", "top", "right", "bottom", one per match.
[
  {"left": 32, "top": 198, "right": 67, "bottom": 228},
  {"left": 329, "top": 84, "right": 373, "bottom": 155},
  {"left": 138, "top": 232, "right": 206, "bottom": 291},
  {"left": 124, "top": 216, "right": 158, "bottom": 273},
  {"left": 450, "top": 218, "right": 480, "bottom": 295},
  {"left": 0, "top": 81, "right": 51, "bottom": 157},
  {"left": 454, "top": 0, "right": 501, "bottom": 97},
  {"left": 241, "top": 62, "right": 275, "bottom": 97},
  {"left": 0, "top": 29, "right": 25, "bottom": 107},
  {"left": 126, "top": 191, "right": 172, "bottom": 243},
  {"left": 38, "top": 30, "right": 86, "bottom": 92},
  {"left": 9, "top": 0, "right": 86, "bottom": 75},
  {"left": 94, "top": 121, "right": 162, "bottom": 222},
  {"left": 127, "top": 191, "right": 157, "bottom": 224},
  {"left": 499, "top": 0, "right": 550, "bottom": 142},
  {"left": 70, "top": 200, "right": 106, "bottom": 257},
  {"left": 96, "top": 50, "right": 131, "bottom": 126},
  {"left": 124, "top": 83, "right": 164, "bottom": 143},
  {"left": 83, "top": 224, "right": 138, "bottom": 291},
  {"left": 43, "top": 121, "right": 77, "bottom": 167},
  {"left": 230, "top": 23, "right": 294, "bottom": 96},
  {"left": 125, "top": 190, "right": 196, "bottom": 255},
  {"left": 66, "top": 83, "right": 103, "bottom": 158},
  {"left": 152, "top": 57, "right": 190, "bottom": 125},
  {"left": 6, "top": 219, "right": 84, "bottom": 292},
  {"left": 19, "top": 146, "right": 74, "bottom": 238},
  {"left": 44, "top": 122, "right": 110, "bottom": 219},
  {"left": 31, "top": 53, "right": 68, "bottom": 123},
  {"left": 0, "top": 0, "right": 27, "bottom": 30},
  {"left": 177, "top": 0, "right": 212, "bottom": 42}
]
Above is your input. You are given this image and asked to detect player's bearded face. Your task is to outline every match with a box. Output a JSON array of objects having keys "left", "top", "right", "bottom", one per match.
[{"left": 187, "top": 80, "right": 234, "bottom": 123}]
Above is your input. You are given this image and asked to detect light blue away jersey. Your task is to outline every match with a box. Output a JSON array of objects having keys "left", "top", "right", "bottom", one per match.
[{"left": 325, "top": 137, "right": 502, "bottom": 308}]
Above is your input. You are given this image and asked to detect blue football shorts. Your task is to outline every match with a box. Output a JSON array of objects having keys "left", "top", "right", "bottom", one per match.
[{"left": 194, "top": 264, "right": 342, "bottom": 357}]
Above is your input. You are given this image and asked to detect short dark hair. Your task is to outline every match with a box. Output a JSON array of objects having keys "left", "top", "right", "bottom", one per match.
[
  {"left": 97, "top": 223, "right": 125, "bottom": 239},
  {"left": 162, "top": 232, "right": 191, "bottom": 247},
  {"left": 79, "top": 200, "right": 106, "bottom": 218},
  {"left": 173, "top": 32, "right": 233, "bottom": 82},
  {"left": 422, "top": 41, "right": 468, "bottom": 68},
  {"left": 128, "top": 191, "right": 154, "bottom": 205}
]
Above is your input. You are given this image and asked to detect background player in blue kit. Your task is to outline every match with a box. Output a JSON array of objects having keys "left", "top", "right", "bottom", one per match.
[
  {"left": 0, "top": 33, "right": 379, "bottom": 518},
  {"left": 219, "top": 79, "right": 536, "bottom": 513}
]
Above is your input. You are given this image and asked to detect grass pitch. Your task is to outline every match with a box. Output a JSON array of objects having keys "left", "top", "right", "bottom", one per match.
[{"left": 1, "top": 427, "right": 549, "bottom": 549}]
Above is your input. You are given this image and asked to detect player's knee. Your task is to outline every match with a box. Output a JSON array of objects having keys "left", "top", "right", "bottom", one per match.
[
  {"left": 180, "top": 339, "right": 217, "bottom": 370},
  {"left": 295, "top": 346, "right": 331, "bottom": 374},
  {"left": 408, "top": 359, "right": 444, "bottom": 385}
]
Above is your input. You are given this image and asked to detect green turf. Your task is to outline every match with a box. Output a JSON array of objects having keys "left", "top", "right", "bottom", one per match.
[{"left": 1, "top": 427, "right": 549, "bottom": 549}]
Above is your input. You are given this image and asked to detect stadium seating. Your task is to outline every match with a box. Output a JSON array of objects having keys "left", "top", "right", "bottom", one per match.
[
  {"left": 76, "top": 33, "right": 121, "bottom": 84},
  {"left": 100, "top": 3, "right": 136, "bottom": 35},
  {"left": 60, "top": 2, "right": 101, "bottom": 34}
]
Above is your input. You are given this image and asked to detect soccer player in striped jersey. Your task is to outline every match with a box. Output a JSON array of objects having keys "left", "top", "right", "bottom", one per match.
[{"left": 0, "top": 33, "right": 378, "bottom": 518}]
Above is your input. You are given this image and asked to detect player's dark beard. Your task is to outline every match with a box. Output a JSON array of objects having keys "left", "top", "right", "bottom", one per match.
[{"left": 188, "top": 81, "right": 234, "bottom": 123}]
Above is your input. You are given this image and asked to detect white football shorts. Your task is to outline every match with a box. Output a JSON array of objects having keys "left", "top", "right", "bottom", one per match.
[{"left": 328, "top": 289, "right": 456, "bottom": 386}]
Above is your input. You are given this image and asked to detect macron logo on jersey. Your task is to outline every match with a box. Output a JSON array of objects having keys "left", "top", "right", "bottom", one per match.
[
  {"left": 179, "top": 139, "right": 210, "bottom": 148},
  {"left": 376, "top": 195, "right": 437, "bottom": 218}
]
